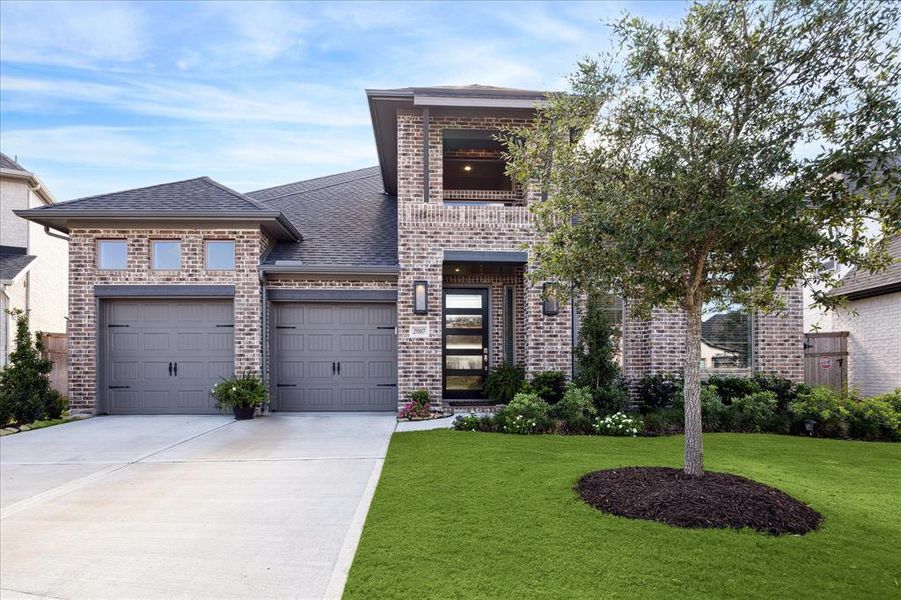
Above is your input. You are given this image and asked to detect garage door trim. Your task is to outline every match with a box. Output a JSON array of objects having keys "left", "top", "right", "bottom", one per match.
[
  {"left": 268, "top": 289, "right": 397, "bottom": 302},
  {"left": 95, "top": 284, "right": 235, "bottom": 297}
]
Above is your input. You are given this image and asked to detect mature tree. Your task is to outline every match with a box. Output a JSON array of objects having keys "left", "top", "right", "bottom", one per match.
[{"left": 507, "top": 0, "right": 900, "bottom": 475}]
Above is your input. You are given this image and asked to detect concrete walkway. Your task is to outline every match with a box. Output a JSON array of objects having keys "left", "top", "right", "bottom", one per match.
[{"left": 0, "top": 413, "right": 396, "bottom": 600}]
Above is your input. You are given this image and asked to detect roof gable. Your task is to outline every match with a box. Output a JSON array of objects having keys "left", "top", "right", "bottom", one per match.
[
  {"left": 0, "top": 152, "right": 28, "bottom": 172},
  {"left": 832, "top": 236, "right": 901, "bottom": 299}
]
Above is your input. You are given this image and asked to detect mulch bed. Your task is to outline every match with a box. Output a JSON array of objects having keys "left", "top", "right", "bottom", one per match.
[{"left": 575, "top": 467, "right": 821, "bottom": 535}]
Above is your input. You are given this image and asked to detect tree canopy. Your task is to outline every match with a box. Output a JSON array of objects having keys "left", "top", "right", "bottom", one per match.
[{"left": 506, "top": 0, "right": 901, "bottom": 475}]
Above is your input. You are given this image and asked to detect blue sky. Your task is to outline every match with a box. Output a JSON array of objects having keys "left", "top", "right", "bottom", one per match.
[{"left": 0, "top": 0, "right": 687, "bottom": 200}]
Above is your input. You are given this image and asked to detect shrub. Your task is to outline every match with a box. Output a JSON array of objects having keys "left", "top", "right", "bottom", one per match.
[
  {"left": 875, "top": 388, "right": 901, "bottom": 412},
  {"left": 753, "top": 372, "right": 806, "bottom": 411},
  {"left": 399, "top": 401, "right": 432, "bottom": 420},
  {"left": 498, "top": 392, "right": 550, "bottom": 433},
  {"left": 0, "top": 310, "right": 60, "bottom": 426},
  {"left": 552, "top": 385, "right": 597, "bottom": 432},
  {"left": 502, "top": 414, "right": 543, "bottom": 434},
  {"left": 483, "top": 363, "right": 526, "bottom": 404},
  {"left": 846, "top": 395, "right": 901, "bottom": 441},
  {"left": 44, "top": 389, "right": 67, "bottom": 420},
  {"left": 593, "top": 412, "right": 643, "bottom": 436},
  {"left": 789, "top": 385, "right": 851, "bottom": 438},
  {"left": 636, "top": 372, "right": 682, "bottom": 414},
  {"left": 731, "top": 391, "right": 778, "bottom": 432},
  {"left": 573, "top": 292, "right": 627, "bottom": 413},
  {"left": 211, "top": 370, "right": 268, "bottom": 410},
  {"left": 529, "top": 371, "right": 566, "bottom": 404},
  {"left": 592, "top": 374, "right": 630, "bottom": 414},
  {"left": 453, "top": 413, "right": 481, "bottom": 431},
  {"left": 641, "top": 407, "right": 684, "bottom": 435},
  {"left": 697, "top": 386, "right": 733, "bottom": 432},
  {"left": 409, "top": 388, "right": 430, "bottom": 406},
  {"left": 706, "top": 374, "right": 761, "bottom": 404}
]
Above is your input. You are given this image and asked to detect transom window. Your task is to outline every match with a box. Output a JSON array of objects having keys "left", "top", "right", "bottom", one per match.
[
  {"left": 205, "top": 240, "right": 235, "bottom": 270},
  {"left": 151, "top": 240, "right": 181, "bottom": 270},
  {"left": 97, "top": 240, "right": 127, "bottom": 270},
  {"left": 701, "top": 301, "right": 751, "bottom": 370}
]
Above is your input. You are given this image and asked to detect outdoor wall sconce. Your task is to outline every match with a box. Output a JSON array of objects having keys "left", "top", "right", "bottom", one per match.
[
  {"left": 542, "top": 282, "right": 559, "bottom": 316},
  {"left": 413, "top": 280, "right": 429, "bottom": 314}
]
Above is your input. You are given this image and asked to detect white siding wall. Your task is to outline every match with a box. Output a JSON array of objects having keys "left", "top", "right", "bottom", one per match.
[
  {"left": 26, "top": 191, "right": 68, "bottom": 334},
  {"left": 832, "top": 292, "right": 901, "bottom": 397},
  {"left": 0, "top": 178, "right": 29, "bottom": 247}
]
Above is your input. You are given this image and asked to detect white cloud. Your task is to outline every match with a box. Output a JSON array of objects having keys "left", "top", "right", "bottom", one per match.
[{"left": 0, "top": 1, "right": 147, "bottom": 68}]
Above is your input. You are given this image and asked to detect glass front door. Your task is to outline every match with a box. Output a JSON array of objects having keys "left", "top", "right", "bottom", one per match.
[{"left": 443, "top": 288, "right": 489, "bottom": 399}]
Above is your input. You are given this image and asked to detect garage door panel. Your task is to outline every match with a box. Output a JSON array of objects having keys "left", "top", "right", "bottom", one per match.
[
  {"left": 273, "top": 302, "right": 397, "bottom": 412},
  {"left": 142, "top": 362, "right": 171, "bottom": 380},
  {"left": 340, "top": 334, "right": 365, "bottom": 352},
  {"left": 307, "top": 334, "right": 333, "bottom": 352},
  {"left": 103, "top": 299, "right": 234, "bottom": 414},
  {"left": 110, "top": 332, "right": 139, "bottom": 352}
]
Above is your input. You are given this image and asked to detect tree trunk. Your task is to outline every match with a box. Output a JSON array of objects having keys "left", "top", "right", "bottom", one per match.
[{"left": 683, "top": 303, "right": 704, "bottom": 476}]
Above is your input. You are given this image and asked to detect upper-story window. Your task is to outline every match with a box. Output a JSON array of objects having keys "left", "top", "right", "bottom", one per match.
[
  {"left": 442, "top": 129, "right": 522, "bottom": 205},
  {"left": 151, "top": 240, "right": 181, "bottom": 270},
  {"left": 700, "top": 300, "right": 751, "bottom": 371},
  {"left": 205, "top": 240, "right": 235, "bottom": 270},
  {"left": 97, "top": 240, "right": 127, "bottom": 270}
]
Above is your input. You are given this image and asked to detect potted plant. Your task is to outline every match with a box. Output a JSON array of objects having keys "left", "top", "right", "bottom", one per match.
[{"left": 211, "top": 370, "right": 268, "bottom": 420}]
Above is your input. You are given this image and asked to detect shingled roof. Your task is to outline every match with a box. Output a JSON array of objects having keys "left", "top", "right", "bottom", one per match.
[
  {"left": 0, "top": 152, "right": 28, "bottom": 172},
  {"left": 24, "top": 176, "right": 270, "bottom": 213},
  {"left": 0, "top": 248, "right": 36, "bottom": 284},
  {"left": 248, "top": 167, "right": 398, "bottom": 269},
  {"left": 832, "top": 236, "right": 901, "bottom": 300},
  {"left": 14, "top": 176, "right": 300, "bottom": 240}
]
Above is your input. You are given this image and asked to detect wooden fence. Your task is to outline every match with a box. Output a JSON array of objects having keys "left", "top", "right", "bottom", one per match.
[
  {"left": 804, "top": 331, "right": 848, "bottom": 391},
  {"left": 41, "top": 332, "right": 68, "bottom": 397}
]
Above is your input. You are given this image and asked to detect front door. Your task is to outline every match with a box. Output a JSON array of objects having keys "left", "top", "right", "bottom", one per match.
[{"left": 443, "top": 288, "right": 489, "bottom": 399}]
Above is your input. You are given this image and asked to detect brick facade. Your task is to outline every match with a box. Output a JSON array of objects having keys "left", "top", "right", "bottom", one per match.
[
  {"left": 621, "top": 288, "right": 805, "bottom": 385},
  {"left": 67, "top": 225, "right": 265, "bottom": 414},
  {"left": 396, "top": 110, "right": 573, "bottom": 406}
]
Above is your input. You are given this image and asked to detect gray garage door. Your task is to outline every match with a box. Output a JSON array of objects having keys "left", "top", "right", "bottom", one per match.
[
  {"left": 103, "top": 299, "right": 234, "bottom": 414},
  {"left": 271, "top": 303, "right": 397, "bottom": 411}
]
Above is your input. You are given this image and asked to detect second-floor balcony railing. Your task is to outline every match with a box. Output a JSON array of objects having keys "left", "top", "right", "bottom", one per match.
[{"left": 442, "top": 189, "right": 525, "bottom": 207}]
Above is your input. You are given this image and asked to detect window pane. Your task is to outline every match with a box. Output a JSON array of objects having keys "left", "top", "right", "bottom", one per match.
[
  {"left": 446, "top": 335, "right": 482, "bottom": 350},
  {"left": 446, "top": 294, "right": 482, "bottom": 309},
  {"left": 701, "top": 302, "right": 750, "bottom": 369},
  {"left": 206, "top": 241, "right": 235, "bottom": 270},
  {"left": 152, "top": 241, "right": 181, "bottom": 270},
  {"left": 446, "top": 375, "right": 483, "bottom": 390},
  {"left": 98, "top": 241, "right": 127, "bottom": 270},
  {"left": 446, "top": 314, "right": 482, "bottom": 329},
  {"left": 446, "top": 355, "right": 483, "bottom": 370}
]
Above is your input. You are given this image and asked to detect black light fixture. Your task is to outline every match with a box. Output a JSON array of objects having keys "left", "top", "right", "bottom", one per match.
[
  {"left": 413, "top": 280, "right": 429, "bottom": 314},
  {"left": 542, "top": 282, "right": 559, "bottom": 316}
]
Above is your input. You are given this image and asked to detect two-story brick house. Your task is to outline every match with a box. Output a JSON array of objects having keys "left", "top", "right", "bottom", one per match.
[{"left": 17, "top": 85, "right": 803, "bottom": 415}]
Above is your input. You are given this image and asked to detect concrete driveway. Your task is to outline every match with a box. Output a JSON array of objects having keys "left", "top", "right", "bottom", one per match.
[{"left": 0, "top": 413, "right": 396, "bottom": 600}]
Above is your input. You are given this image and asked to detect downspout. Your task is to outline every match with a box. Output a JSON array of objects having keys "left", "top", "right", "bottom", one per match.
[
  {"left": 28, "top": 180, "right": 69, "bottom": 241},
  {"left": 259, "top": 268, "right": 270, "bottom": 412}
]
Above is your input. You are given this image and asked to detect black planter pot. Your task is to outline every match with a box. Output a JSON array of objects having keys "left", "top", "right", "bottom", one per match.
[{"left": 232, "top": 405, "right": 255, "bottom": 420}]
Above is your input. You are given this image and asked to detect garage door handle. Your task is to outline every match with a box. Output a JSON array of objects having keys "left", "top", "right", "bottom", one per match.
[
  {"left": 332, "top": 361, "right": 336, "bottom": 374},
  {"left": 377, "top": 384, "right": 397, "bottom": 387},
  {"left": 276, "top": 383, "right": 296, "bottom": 387},
  {"left": 169, "top": 362, "right": 173, "bottom": 376},
  {"left": 216, "top": 324, "right": 234, "bottom": 328},
  {"left": 276, "top": 325, "right": 296, "bottom": 329},
  {"left": 108, "top": 324, "right": 129, "bottom": 328},
  {"left": 109, "top": 385, "right": 130, "bottom": 389},
  {"left": 174, "top": 362, "right": 178, "bottom": 376},
  {"left": 337, "top": 362, "right": 340, "bottom": 375}
]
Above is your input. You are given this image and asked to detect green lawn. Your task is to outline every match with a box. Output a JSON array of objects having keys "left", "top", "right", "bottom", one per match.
[{"left": 344, "top": 431, "right": 901, "bottom": 599}]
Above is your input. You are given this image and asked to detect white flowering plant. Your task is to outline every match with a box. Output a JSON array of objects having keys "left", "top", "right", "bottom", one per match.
[
  {"left": 502, "top": 414, "right": 541, "bottom": 435},
  {"left": 210, "top": 370, "right": 268, "bottom": 409},
  {"left": 593, "top": 412, "right": 643, "bottom": 436}
]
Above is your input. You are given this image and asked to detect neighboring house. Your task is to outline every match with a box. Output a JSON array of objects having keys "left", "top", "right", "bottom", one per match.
[
  {"left": 0, "top": 153, "right": 68, "bottom": 367},
  {"left": 826, "top": 236, "right": 901, "bottom": 397},
  {"left": 16, "top": 85, "right": 803, "bottom": 416}
]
